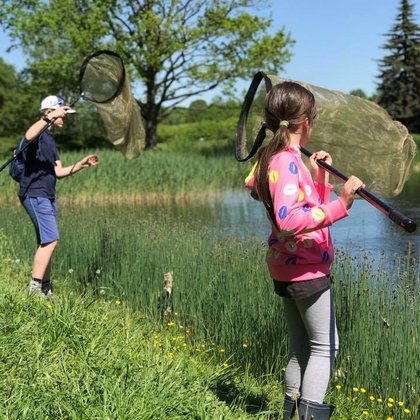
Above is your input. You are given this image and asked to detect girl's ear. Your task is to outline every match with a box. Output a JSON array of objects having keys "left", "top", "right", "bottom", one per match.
[{"left": 302, "top": 117, "right": 310, "bottom": 128}]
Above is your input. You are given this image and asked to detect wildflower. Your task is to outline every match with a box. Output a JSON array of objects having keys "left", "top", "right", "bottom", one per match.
[
  {"left": 186, "top": 329, "right": 190, "bottom": 334},
  {"left": 47, "top": 304, "right": 53, "bottom": 310},
  {"left": 167, "top": 321, "right": 175, "bottom": 327},
  {"left": 360, "top": 387, "right": 366, "bottom": 393},
  {"left": 369, "top": 396, "right": 375, "bottom": 401},
  {"left": 174, "top": 312, "right": 178, "bottom": 316},
  {"left": 99, "top": 289, "right": 106, "bottom": 295},
  {"left": 242, "top": 342, "right": 248, "bottom": 348},
  {"left": 179, "top": 324, "right": 184, "bottom": 329},
  {"left": 377, "top": 398, "right": 383, "bottom": 403},
  {"left": 219, "top": 347, "right": 225, "bottom": 353},
  {"left": 68, "top": 268, "right": 74, "bottom": 274},
  {"left": 115, "top": 299, "right": 122, "bottom": 305},
  {"left": 335, "top": 385, "right": 342, "bottom": 390},
  {"left": 386, "top": 417, "right": 393, "bottom": 420},
  {"left": 388, "top": 398, "right": 395, "bottom": 404},
  {"left": 403, "top": 408, "right": 411, "bottom": 414},
  {"left": 167, "top": 352, "right": 174, "bottom": 359},
  {"left": 95, "top": 269, "right": 101, "bottom": 275},
  {"left": 353, "top": 387, "right": 359, "bottom": 392},
  {"left": 223, "top": 363, "right": 228, "bottom": 368},
  {"left": 398, "top": 401, "right": 404, "bottom": 407},
  {"left": 362, "top": 411, "right": 368, "bottom": 415},
  {"left": 387, "top": 403, "right": 394, "bottom": 408}
]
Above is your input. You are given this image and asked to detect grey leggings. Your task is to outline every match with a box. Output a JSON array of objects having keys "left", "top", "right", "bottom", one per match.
[{"left": 282, "top": 288, "right": 338, "bottom": 403}]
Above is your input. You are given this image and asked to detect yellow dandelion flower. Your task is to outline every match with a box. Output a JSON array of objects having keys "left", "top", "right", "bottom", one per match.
[
  {"left": 167, "top": 352, "right": 174, "bottom": 359},
  {"left": 219, "top": 348, "right": 225, "bottom": 353},
  {"left": 223, "top": 363, "right": 228, "bottom": 368},
  {"left": 336, "top": 385, "right": 342, "bottom": 390},
  {"left": 403, "top": 408, "right": 411, "bottom": 414},
  {"left": 360, "top": 387, "right": 367, "bottom": 393},
  {"left": 242, "top": 342, "right": 248, "bottom": 348},
  {"left": 115, "top": 299, "right": 122, "bottom": 305},
  {"left": 369, "top": 396, "right": 375, "bottom": 401},
  {"left": 386, "top": 417, "right": 393, "bottom": 420},
  {"left": 388, "top": 398, "right": 395, "bottom": 403},
  {"left": 398, "top": 401, "right": 404, "bottom": 407},
  {"left": 47, "top": 304, "right": 53, "bottom": 310},
  {"left": 362, "top": 410, "right": 368, "bottom": 415},
  {"left": 387, "top": 403, "right": 394, "bottom": 408},
  {"left": 186, "top": 329, "right": 190, "bottom": 334},
  {"left": 353, "top": 387, "right": 359, "bottom": 392},
  {"left": 179, "top": 324, "right": 184, "bottom": 329},
  {"left": 377, "top": 398, "right": 383, "bottom": 403},
  {"left": 167, "top": 321, "right": 175, "bottom": 327},
  {"left": 174, "top": 312, "right": 178, "bottom": 316}
]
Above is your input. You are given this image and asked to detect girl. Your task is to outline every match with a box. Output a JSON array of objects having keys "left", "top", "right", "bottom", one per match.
[
  {"left": 19, "top": 95, "right": 98, "bottom": 298},
  {"left": 245, "top": 82, "right": 364, "bottom": 419}
]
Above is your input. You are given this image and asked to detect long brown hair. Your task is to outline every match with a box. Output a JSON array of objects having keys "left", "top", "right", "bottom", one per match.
[{"left": 256, "top": 82, "right": 317, "bottom": 226}]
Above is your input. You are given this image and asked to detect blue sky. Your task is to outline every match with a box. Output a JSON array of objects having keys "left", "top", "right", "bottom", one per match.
[{"left": 0, "top": 0, "right": 418, "bottom": 99}]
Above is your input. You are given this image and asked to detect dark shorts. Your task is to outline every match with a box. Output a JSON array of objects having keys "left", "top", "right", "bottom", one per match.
[{"left": 20, "top": 196, "right": 59, "bottom": 245}]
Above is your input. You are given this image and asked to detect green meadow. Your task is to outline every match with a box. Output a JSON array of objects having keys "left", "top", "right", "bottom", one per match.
[{"left": 0, "top": 148, "right": 418, "bottom": 419}]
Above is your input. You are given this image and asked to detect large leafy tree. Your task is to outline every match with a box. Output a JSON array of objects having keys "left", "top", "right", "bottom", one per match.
[
  {"left": 0, "top": 0, "right": 293, "bottom": 149},
  {"left": 0, "top": 58, "right": 32, "bottom": 140},
  {"left": 377, "top": 0, "right": 420, "bottom": 132}
]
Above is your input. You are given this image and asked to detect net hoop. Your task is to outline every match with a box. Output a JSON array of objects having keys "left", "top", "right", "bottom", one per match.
[
  {"left": 78, "top": 49, "right": 126, "bottom": 103},
  {"left": 235, "top": 71, "right": 272, "bottom": 162}
]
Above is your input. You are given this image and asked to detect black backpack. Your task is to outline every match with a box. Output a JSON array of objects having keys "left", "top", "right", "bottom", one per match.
[{"left": 9, "top": 139, "right": 26, "bottom": 182}]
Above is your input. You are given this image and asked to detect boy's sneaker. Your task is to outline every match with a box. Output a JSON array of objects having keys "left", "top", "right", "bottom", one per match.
[{"left": 27, "top": 280, "right": 53, "bottom": 299}]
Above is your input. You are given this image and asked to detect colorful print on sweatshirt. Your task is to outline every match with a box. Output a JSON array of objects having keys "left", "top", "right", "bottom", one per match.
[{"left": 244, "top": 146, "right": 348, "bottom": 282}]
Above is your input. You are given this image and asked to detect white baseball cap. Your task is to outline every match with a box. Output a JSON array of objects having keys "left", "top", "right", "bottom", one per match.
[{"left": 40, "top": 95, "right": 76, "bottom": 113}]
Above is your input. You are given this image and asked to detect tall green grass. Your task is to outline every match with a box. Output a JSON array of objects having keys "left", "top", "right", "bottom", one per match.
[
  {"left": 2, "top": 201, "right": 417, "bottom": 419},
  {"left": 0, "top": 149, "right": 248, "bottom": 202}
]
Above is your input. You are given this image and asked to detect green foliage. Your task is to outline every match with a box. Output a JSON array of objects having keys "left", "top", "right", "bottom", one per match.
[
  {"left": 0, "top": 58, "right": 34, "bottom": 137},
  {"left": 377, "top": 0, "right": 420, "bottom": 131},
  {"left": 349, "top": 89, "right": 368, "bottom": 99},
  {"left": 158, "top": 116, "right": 237, "bottom": 154},
  {"left": 0, "top": 0, "right": 294, "bottom": 148}
]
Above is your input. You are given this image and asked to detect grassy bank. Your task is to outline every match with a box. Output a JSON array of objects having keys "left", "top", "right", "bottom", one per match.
[{"left": 1, "top": 229, "right": 415, "bottom": 419}]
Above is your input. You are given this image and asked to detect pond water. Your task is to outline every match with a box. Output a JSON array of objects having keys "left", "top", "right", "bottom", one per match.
[{"left": 210, "top": 187, "right": 419, "bottom": 268}]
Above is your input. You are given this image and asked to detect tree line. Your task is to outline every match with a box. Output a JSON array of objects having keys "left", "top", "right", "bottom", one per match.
[{"left": 0, "top": 0, "right": 419, "bottom": 153}]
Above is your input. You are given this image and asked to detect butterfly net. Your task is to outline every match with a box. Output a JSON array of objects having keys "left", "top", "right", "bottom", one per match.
[
  {"left": 79, "top": 50, "right": 145, "bottom": 159},
  {"left": 236, "top": 73, "right": 417, "bottom": 198}
]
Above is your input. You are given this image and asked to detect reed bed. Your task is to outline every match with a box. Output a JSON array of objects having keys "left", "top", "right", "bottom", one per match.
[
  {"left": 0, "top": 149, "right": 247, "bottom": 202},
  {"left": 2, "top": 200, "right": 418, "bottom": 419}
]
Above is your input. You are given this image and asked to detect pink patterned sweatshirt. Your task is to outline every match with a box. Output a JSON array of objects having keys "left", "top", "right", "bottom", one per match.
[{"left": 245, "top": 146, "right": 349, "bottom": 282}]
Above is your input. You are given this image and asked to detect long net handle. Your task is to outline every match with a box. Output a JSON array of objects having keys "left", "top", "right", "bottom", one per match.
[{"left": 300, "top": 147, "right": 417, "bottom": 233}]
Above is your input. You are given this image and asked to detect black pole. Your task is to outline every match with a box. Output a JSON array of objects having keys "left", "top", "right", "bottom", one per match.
[{"left": 300, "top": 147, "right": 417, "bottom": 233}]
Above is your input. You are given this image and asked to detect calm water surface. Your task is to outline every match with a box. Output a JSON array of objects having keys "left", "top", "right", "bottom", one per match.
[{"left": 212, "top": 188, "right": 419, "bottom": 266}]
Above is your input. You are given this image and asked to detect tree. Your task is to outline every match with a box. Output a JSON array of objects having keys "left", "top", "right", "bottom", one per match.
[
  {"left": 0, "top": 58, "right": 32, "bottom": 139},
  {"left": 349, "top": 89, "right": 367, "bottom": 99},
  {"left": 376, "top": 0, "right": 420, "bottom": 132},
  {"left": 0, "top": 0, "right": 294, "bottom": 149}
]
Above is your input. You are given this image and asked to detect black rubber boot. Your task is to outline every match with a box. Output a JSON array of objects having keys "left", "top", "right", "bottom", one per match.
[
  {"left": 297, "top": 400, "right": 334, "bottom": 419},
  {"left": 283, "top": 394, "right": 298, "bottom": 419}
]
